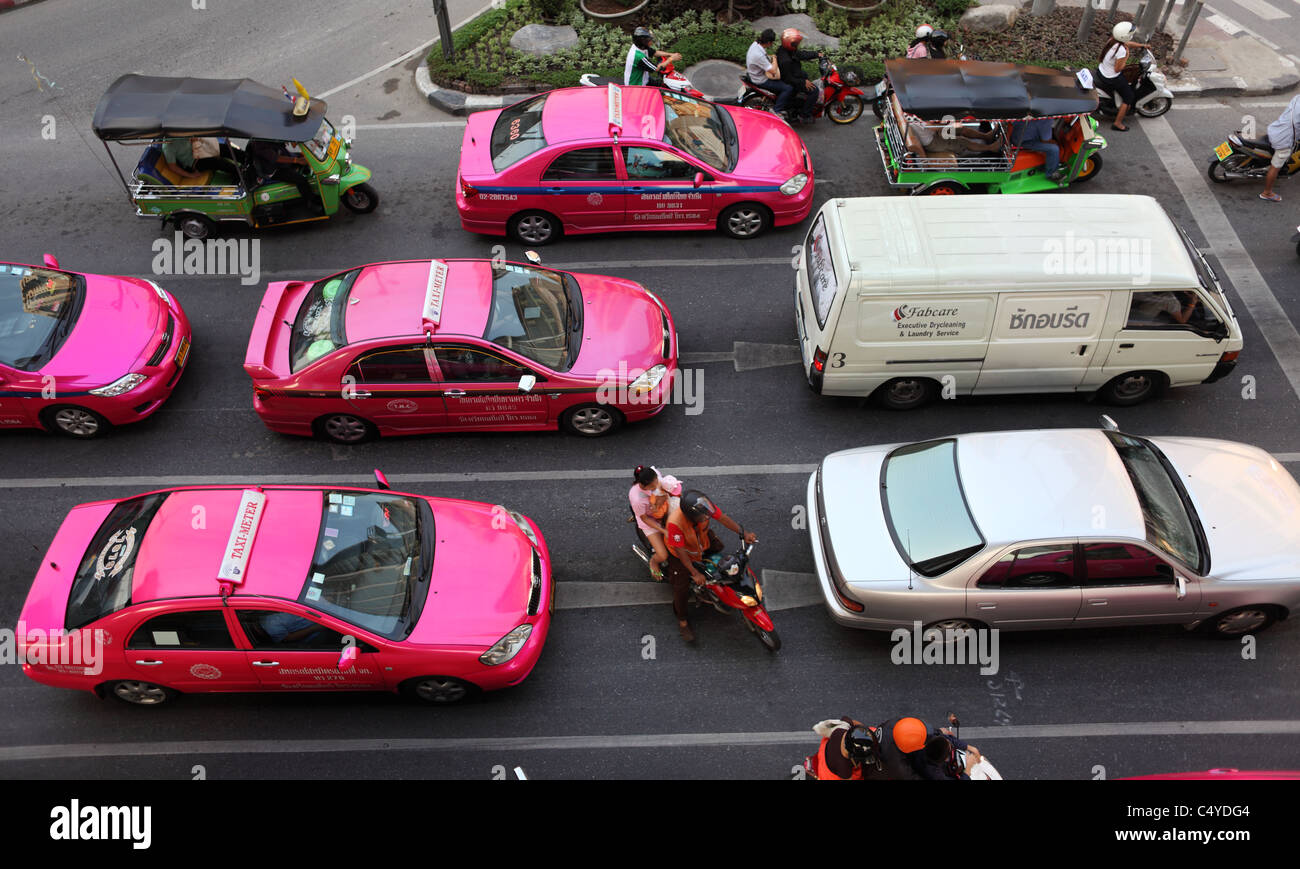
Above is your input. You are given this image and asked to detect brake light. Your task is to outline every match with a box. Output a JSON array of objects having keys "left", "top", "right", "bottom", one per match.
[
  {"left": 812, "top": 347, "right": 828, "bottom": 373},
  {"left": 460, "top": 177, "right": 478, "bottom": 199},
  {"left": 1220, "top": 350, "right": 1240, "bottom": 364}
]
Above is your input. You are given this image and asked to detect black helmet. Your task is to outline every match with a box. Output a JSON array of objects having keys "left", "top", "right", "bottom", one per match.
[
  {"left": 844, "top": 726, "right": 875, "bottom": 764},
  {"left": 929, "top": 29, "right": 949, "bottom": 49},
  {"left": 680, "top": 489, "right": 718, "bottom": 522},
  {"left": 633, "top": 26, "right": 654, "bottom": 50}
]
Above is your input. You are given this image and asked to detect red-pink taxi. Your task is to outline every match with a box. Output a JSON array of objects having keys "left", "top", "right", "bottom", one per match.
[
  {"left": 456, "top": 84, "right": 814, "bottom": 243},
  {"left": 18, "top": 476, "right": 551, "bottom": 706},
  {"left": 243, "top": 258, "right": 677, "bottom": 443},
  {"left": 0, "top": 255, "right": 191, "bottom": 437}
]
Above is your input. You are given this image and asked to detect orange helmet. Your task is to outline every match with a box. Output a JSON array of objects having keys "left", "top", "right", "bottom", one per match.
[
  {"left": 892, "top": 717, "right": 929, "bottom": 753},
  {"left": 781, "top": 28, "right": 804, "bottom": 50}
]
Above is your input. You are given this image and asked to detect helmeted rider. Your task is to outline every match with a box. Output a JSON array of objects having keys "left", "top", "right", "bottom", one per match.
[
  {"left": 809, "top": 717, "right": 872, "bottom": 780},
  {"left": 776, "top": 27, "right": 822, "bottom": 124},
  {"left": 907, "top": 24, "right": 935, "bottom": 58},
  {"left": 662, "top": 489, "right": 758, "bottom": 643},
  {"left": 624, "top": 26, "right": 682, "bottom": 87},
  {"left": 888, "top": 716, "right": 984, "bottom": 780}
]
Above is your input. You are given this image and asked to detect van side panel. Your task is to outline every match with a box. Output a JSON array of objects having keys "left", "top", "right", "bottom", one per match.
[
  {"left": 975, "top": 293, "right": 1111, "bottom": 393},
  {"left": 1089, "top": 287, "right": 1241, "bottom": 389}
]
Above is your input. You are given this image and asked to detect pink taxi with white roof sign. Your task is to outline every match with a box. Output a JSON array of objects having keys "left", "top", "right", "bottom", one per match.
[
  {"left": 456, "top": 84, "right": 814, "bottom": 244},
  {"left": 17, "top": 475, "right": 552, "bottom": 706},
  {"left": 243, "top": 257, "right": 677, "bottom": 442}
]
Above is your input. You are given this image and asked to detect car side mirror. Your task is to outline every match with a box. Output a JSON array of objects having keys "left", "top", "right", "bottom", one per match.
[
  {"left": 524, "top": 250, "right": 542, "bottom": 265},
  {"left": 692, "top": 172, "right": 704, "bottom": 189},
  {"left": 337, "top": 644, "right": 359, "bottom": 671},
  {"left": 1174, "top": 575, "right": 1186, "bottom": 599},
  {"left": 518, "top": 374, "right": 536, "bottom": 393},
  {"left": 1099, "top": 414, "right": 1119, "bottom": 431},
  {"left": 373, "top": 469, "right": 391, "bottom": 490},
  {"left": 42, "top": 253, "right": 59, "bottom": 269}
]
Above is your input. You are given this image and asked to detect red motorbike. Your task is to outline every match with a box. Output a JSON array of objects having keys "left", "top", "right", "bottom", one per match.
[{"left": 738, "top": 56, "right": 866, "bottom": 125}]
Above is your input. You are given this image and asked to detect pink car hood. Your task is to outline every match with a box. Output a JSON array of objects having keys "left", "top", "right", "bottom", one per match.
[
  {"left": 727, "top": 106, "right": 807, "bottom": 181},
  {"left": 19, "top": 501, "right": 117, "bottom": 634},
  {"left": 45, "top": 275, "right": 164, "bottom": 382},
  {"left": 406, "top": 500, "right": 536, "bottom": 648},
  {"left": 569, "top": 274, "right": 667, "bottom": 376}
]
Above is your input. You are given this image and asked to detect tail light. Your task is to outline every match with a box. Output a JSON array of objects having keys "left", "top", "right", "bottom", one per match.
[
  {"left": 809, "top": 347, "right": 827, "bottom": 394},
  {"left": 1220, "top": 350, "right": 1239, "bottom": 364},
  {"left": 459, "top": 177, "right": 478, "bottom": 199}
]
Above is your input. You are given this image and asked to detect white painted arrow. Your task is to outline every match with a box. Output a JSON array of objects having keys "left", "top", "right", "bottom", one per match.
[{"left": 679, "top": 341, "right": 803, "bottom": 372}]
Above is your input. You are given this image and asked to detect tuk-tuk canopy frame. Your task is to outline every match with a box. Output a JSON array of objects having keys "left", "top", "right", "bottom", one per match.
[
  {"left": 92, "top": 74, "right": 328, "bottom": 143},
  {"left": 885, "top": 59, "right": 1098, "bottom": 121}
]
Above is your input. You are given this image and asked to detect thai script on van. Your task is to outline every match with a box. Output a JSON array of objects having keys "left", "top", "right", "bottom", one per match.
[
  {"left": 1008, "top": 306, "right": 1092, "bottom": 331},
  {"left": 1042, "top": 230, "right": 1151, "bottom": 287}
]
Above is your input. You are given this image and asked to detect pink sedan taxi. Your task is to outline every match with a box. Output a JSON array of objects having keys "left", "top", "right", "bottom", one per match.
[
  {"left": 18, "top": 475, "right": 551, "bottom": 706},
  {"left": 243, "top": 257, "right": 677, "bottom": 443},
  {"left": 0, "top": 255, "right": 190, "bottom": 437},
  {"left": 456, "top": 84, "right": 814, "bottom": 243}
]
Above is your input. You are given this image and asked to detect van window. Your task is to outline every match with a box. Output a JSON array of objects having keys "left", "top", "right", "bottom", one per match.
[
  {"left": 805, "top": 213, "right": 838, "bottom": 329},
  {"left": 1126, "top": 291, "right": 1222, "bottom": 331}
]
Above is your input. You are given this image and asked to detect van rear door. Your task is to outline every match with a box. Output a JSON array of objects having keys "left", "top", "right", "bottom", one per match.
[
  {"left": 976, "top": 293, "right": 1111, "bottom": 393},
  {"left": 796, "top": 210, "right": 846, "bottom": 386}
]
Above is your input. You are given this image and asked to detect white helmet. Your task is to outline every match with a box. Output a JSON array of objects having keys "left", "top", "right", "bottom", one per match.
[
  {"left": 915, "top": 24, "right": 933, "bottom": 40},
  {"left": 1112, "top": 21, "right": 1135, "bottom": 42}
]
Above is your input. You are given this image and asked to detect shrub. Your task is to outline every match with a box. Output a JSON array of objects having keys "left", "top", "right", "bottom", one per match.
[{"left": 933, "top": 0, "right": 974, "bottom": 17}]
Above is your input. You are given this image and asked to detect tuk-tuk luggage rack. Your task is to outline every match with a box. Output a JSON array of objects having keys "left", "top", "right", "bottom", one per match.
[
  {"left": 877, "top": 115, "right": 1014, "bottom": 179},
  {"left": 130, "top": 180, "right": 246, "bottom": 200}
]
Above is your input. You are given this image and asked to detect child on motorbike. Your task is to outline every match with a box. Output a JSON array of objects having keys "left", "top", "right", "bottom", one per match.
[{"left": 629, "top": 465, "right": 682, "bottom": 580}]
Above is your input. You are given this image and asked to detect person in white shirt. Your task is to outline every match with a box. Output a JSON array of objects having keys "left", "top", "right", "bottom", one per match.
[
  {"left": 1096, "top": 21, "right": 1149, "bottom": 132},
  {"left": 1261, "top": 94, "right": 1300, "bottom": 201},
  {"left": 745, "top": 29, "right": 791, "bottom": 114}
]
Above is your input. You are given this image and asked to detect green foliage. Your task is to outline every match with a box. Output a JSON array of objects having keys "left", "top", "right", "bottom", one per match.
[{"left": 932, "top": 0, "right": 974, "bottom": 17}]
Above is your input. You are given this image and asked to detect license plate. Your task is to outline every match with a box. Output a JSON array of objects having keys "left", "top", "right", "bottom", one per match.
[
  {"left": 1214, "top": 141, "right": 1232, "bottom": 161},
  {"left": 872, "top": 80, "right": 887, "bottom": 98},
  {"left": 174, "top": 336, "right": 190, "bottom": 368}
]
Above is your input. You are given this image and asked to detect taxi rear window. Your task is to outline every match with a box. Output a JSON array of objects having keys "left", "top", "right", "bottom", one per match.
[
  {"left": 66, "top": 493, "right": 169, "bottom": 630},
  {"left": 491, "top": 96, "right": 548, "bottom": 172}
]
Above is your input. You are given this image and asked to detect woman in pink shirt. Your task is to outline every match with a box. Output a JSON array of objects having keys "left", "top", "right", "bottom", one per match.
[{"left": 629, "top": 465, "right": 682, "bottom": 579}]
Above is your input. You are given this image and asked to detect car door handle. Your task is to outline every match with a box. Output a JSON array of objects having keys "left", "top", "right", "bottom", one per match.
[
  {"left": 1119, "top": 343, "right": 1134, "bottom": 349},
  {"left": 627, "top": 186, "right": 645, "bottom": 192},
  {"left": 444, "top": 389, "right": 466, "bottom": 397},
  {"left": 251, "top": 660, "right": 281, "bottom": 667},
  {"left": 1087, "top": 598, "right": 1109, "bottom": 606},
  {"left": 977, "top": 602, "right": 997, "bottom": 610},
  {"left": 352, "top": 390, "right": 372, "bottom": 398},
  {"left": 546, "top": 187, "right": 565, "bottom": 193},
  {"left": 133, "top": 660, "right": 164, "bottom": 666},
  {"left": 1077, "top": 344, "right": 1088, "bottom": 355}
]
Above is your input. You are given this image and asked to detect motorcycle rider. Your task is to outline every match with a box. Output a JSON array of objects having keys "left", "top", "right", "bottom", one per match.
[
  {"left": 809, "top": 717, "right": 871, "bottom": 780},
  {"left": 776, "top": 28, "right": 821, "bottom": 125},
  {"left": 625, "top": 26, "right": 681, "bottom": 87},
  {"left": 891, "top": 716, "right": 984, "bottom": 780},
  {"left": 663, "top": 489, "right": 757, "bottom": 643},
  {"left": 1097, "top": 21, "right": 1151, "bottom": 133},
  {"left": 745, "top": 28, "right": 792, "bottom": 116},
  {"left": 906, "top": 25, "right": 949, "bottom": 59},
  {"left": 1260, "top": 93, "right": 1300, "bottom": 202}
]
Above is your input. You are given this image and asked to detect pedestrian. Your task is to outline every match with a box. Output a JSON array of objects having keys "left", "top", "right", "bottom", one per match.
[{"left": 1260, "top": 93, "right": 1300, "bottom": 202}]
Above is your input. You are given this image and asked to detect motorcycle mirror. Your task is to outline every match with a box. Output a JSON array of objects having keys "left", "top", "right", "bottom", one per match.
[
  {"left": 373, "top": 469, "right": 391, "bottom": 490},
  {"left": 1099, "top": 414, "right": 1119, "bottom": 431},
  {"left": 524, "top": 250, "right": 542, "bottom": 265},
  {"left": 948, "top": 712, "right": 960, "bottom": 728}
]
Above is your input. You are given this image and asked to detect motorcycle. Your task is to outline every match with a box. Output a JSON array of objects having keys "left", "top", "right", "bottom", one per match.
[
  {"left": 630, "top": 514, "right": 780, "bottom": 651},
  {"left": 737, "top": 56, "right": 866, "bottom": 125},
  {"left": 1095, "top": 48, "right": 1173, "bottom": 118},
  {"left": 799, "top": 713, "right": 1001, "bottom": 780},
  {"left": 1208, "top": 130, "right": 1300, "bottom": 184},
  {"left": 579, "top": 61, "right": 704, "bottom": 99}
]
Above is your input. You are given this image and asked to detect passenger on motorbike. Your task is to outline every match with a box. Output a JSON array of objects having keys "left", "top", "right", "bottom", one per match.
[
  {"left": 1261, "top": 93, "right": 1300, "bottom": 201},
  {"left": 625, "top": 26, "right": 682, "bottom": 87},
  {"left": 776, "top": 28, "right": 821, "bottom": 124},
  {"left": 892, "top": 716, "right": 983, "bottom": 780},
  {"left": 745, "top": 28, "right": 791, "bottom": 115},
  {"left": 629, "top": 464, "right": 682, "bottom": 580},
  {"left": 907, "top": 25, "right": 950, "bottom": 59},
  {"left": 663, "top": 490, "right": 758, "bottom": 642}
]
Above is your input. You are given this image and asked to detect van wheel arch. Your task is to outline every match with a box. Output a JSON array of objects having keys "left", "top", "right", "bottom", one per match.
[
  {"left": 1097, "top": 370, "right": 1168, "bottom": 406},
  {"left": 872, "top": 377, "right": 940, "bottom": 410}
]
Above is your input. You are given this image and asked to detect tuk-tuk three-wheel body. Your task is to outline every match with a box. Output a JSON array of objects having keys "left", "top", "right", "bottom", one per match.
[
  {"left": 873, "top": 59, "right": 1107, "bottom": 196},
  {"left": 92, "top": 75, "right": 378, "bottom": 239}
]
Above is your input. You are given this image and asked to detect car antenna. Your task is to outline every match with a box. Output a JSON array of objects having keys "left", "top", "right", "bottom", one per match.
[{"left": 907, "top": 530, "right": 914, "bottom": 590}]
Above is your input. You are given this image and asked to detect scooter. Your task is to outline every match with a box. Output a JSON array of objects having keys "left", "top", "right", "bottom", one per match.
[
  {"left": 630, "top": 516, "right": 780, "bottom": 651},
  {"left": 580, "top": 61, "right": 704, "bottom": 99},
  {"left": 1095, "top": 49, "right": 1173, "bottom": 118},
  {"left": 738, "top": 56, "right": 866, "bottom": 125},
  {"left": 1208, "top": 130, "right": 1300, "bottom": 184},
  {"left": 799, "top": 713, "right": 1001, "bottom": 779}
]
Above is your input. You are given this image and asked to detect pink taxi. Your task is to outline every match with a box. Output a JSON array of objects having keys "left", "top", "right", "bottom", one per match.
[
  {"left": 243, "top": 257, "right": 677, "bottom": 443},
  {"left": 456, "top": 84, "right": 814, "bottom": 243},
  {"left": 0, "top": 255, "right": 191, "bottom": 437},
  {"left": 18, "top": 474, "right": 551, "bottom": 706}
]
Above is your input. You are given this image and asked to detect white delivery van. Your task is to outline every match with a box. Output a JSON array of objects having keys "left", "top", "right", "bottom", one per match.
[{"left": 795, "top": 194, "right": 1242, "bottom": 408}]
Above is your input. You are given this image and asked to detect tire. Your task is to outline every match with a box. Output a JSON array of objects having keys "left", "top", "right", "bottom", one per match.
[
  {"left": 341, "top": 182, "right": 379, "bottom": 214},
  {"left": 828, "top": 94, "right": 864, "bottom": 125},
  {"left": 1208, "top": 154, "right": 1250, "bottom": 183},
  {"left": 1136, "top": 97, "right": 1172, "bottom": 118},
  {"left": 924, "top": 619, "right": 983, "bottom": 635},
  {"left": 1073, "top": 151, "right": 1103, "bottom": 184},
  {"left": 560, "top": 404, "right": 624, "bottom": 437},
  {"left": 508, "top": 210, "right": 561, "bottom": 245},
  {"left": 1295, "top": 241, "right": 1300, "bottom": 258},
  {"left": 174, "top": 213, "right": 215, "bottom": 241},
  {"left": 1097, "top": 371, "right": 1165, "bottom": 406},
  {"left": 105, "top": 680, "right": 177, "bottom": 706},
  {"left": 402, "top": 675, "right": 479, "bottom": 704},
  {"left": 740, "top": 92, "right": 770, "bottom": 111},
  {"left": 746, "top": 617, "right": 782, "bottom": 651},
  {"left": 718, "top": 203, "right": 771, "bottom": 240},
  {"left": 313, "top": 413, "right": 378, "bottom": 444},
  {"left": 871, "top": 96, "right": 885, "bottom": 119},
  {"left": 914, "top": 180, "right": 965, "bottom": 196},
  {"left": 41, "top": 405, "right": 109, "bottom": 438},
  {"left": 872, "top": 377, "right": 939, "bottom": 410},
  {"left": 1203, "top": 606, "right": 1277, "bottom": 637}
]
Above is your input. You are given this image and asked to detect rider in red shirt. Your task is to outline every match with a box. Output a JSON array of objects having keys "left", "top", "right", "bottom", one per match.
[{"left": 663, "top": 490, "right": 757, "bottom": 642}]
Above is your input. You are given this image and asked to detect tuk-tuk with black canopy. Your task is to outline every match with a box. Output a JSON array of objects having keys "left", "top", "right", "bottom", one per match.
[
  {"left": 92, "top": 75, "right": 378, "bottom": 239},
  {"left": 873, "top": 59, "right": 1106, "bottom": 195}
]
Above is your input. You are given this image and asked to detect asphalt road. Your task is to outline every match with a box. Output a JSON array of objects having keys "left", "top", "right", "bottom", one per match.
[{"left": 1, "top": 0, "right": 1299, "bottom": 782}]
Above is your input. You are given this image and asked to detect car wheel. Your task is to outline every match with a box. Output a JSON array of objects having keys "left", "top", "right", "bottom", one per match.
[
  {"left": 872, "top": 377, "right": 938, "bottom": 410},
  {"left": 509, "top": 211, "right": 561, "bottom": 245},
  {"left": 106, "top": 680, "right": 177, "bottom": 706},
  {"left": 924, "top": 619, "right": 983, "bottom": 635},
  {"left": 313, "top": 413, "right": 378, "bottom": 444},
  {"left": 1205, "top": 606, "right": 1276, "bottom": 637},
  {"left": 1098, "top": 371, "right": 1165, "bottom": 406},
  {"left": 1135, "top": 98, "right": 1171, "bottom": 118},
  {"left": 342, "top": 182, "right": 380, "bottom": 214},
  {"left": 561, "top": 404, "right": 624, "bottom": 437},
  {"left": 1207, "top": 155, "right": 1249, "bottom": 183},
  {"left": 174, "top": 213, "right": 215, "bottom": 241},
  {"left": 41, "top": 405, "right": 109, "bottom": 438},
  {"left": 403, "top": 675, "right": 479, "bottom": 705},
  {"left": 1073, "top": 152, "right": 1103, "bottom": 183},
  {"left": 719, "top": 203, "right": 771, "bottom": 240},
  {"left": 828, "top": 95, "right": 864, "bottom": 124}
]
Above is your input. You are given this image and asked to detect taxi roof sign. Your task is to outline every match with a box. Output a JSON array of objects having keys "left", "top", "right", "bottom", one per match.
[
  {"left": 608, "top": 83, "right": 623, "bottom": 140},
  {"left": 217, "top": 489, "right": 266, "bottom": 585},
  {"left": 422, "top": 260, "right": 448, "bottom": 328}
]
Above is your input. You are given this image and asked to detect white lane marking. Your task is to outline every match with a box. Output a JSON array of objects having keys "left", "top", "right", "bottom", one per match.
[
  {"left": 1171, "top": 103, "right": 1226, "bottom": 110},
  {"left": 315, "top": 9, "right": 483, "bottom": 100},
  {"left": 354, "top": 121, "right": 466, "bottom": 130},
  {"left": 1206, "top": 12, "right": 1245, "bottom": 33},
  {"left": 1242, "top": 101, "right": 1292, "bottom": 108},
  {"left": 1218, "top": 0, "right": 1289, "bottom": 20},
  {"left": 557, "top": 570, "right": 821, "bottom": 611},
  {"left": 1146, "top": 115, "right": 1300, "bottom": 402},
  {"left": 3, "top": 720, "right": 1298, "bottom": 761},
  {"left": 5, "top": 457, "right": 1299, "bottom": 490}
]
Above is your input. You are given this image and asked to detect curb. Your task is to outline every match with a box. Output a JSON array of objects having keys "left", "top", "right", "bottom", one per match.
[{"left": 415, "top": 63, "right": 512, "bottom": 116}]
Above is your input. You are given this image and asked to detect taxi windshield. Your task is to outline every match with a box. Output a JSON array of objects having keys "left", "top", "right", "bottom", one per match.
[
  {"left": 66, "top": 493, "right": 169, "bottom": 630},
  {"left": 491, "top": 95, "right": 548, "bottom": 172},
  {"left": 290, "top": 268, "right": 359, "bottom": 372},
  {"left": 483, "top": 264, "right": 574, "bottom": 370},
  {"left": 0, "top": 265, "right": 84, "bottom": 371},
  {"left": 661, "top": 92, "right": 735, "bottom": 172},
  {"left": 302, "top": 491, "right": 433, "bottom": 639}
]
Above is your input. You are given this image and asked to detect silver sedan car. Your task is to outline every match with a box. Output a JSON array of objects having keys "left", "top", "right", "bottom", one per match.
[{"left": 807, "top": 425, "right": 1300, "bottom": 637}]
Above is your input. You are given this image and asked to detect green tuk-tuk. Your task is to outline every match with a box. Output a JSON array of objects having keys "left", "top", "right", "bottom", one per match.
[
  {"left": 873, "top": 59, "right": 1106, "bottom": 195},
  {"left": 92, "top": 75, "right": 378, "bottom": 239}
]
